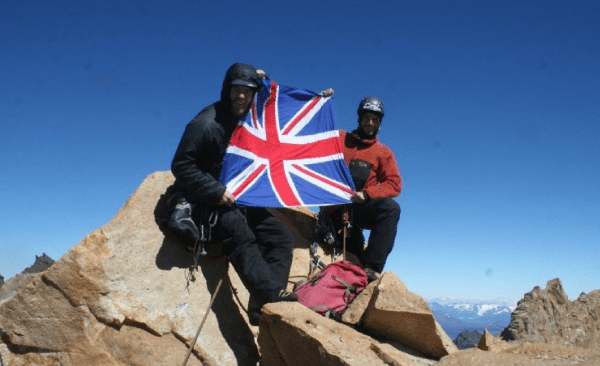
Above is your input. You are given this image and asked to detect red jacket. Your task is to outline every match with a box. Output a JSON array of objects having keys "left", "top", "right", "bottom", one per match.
[{"left": 341, "top": 130, "right": 402, "bottom": 200}]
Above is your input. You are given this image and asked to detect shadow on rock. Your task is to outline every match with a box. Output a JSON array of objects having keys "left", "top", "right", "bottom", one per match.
[
  {"left": 153, "top": 187, "right": 259, "bottom": 365},
  {"left": 198, "top": 258, "right": 260, "bottom": 365}
]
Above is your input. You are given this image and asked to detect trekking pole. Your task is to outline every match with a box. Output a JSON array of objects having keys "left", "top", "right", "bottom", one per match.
[
  {"left": 342, "top": 225, "right": 347, "bottom": 261},
  {"left": 181, "top": 262, "right": 229, "bottom": 366},
  {"left": 341, "top": 206, "right": 350, "bottom": 262}
]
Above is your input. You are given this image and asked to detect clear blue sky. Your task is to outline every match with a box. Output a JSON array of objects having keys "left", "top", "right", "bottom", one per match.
[{"left": 2, "top": 0, "right": 599, "bottom": 304}]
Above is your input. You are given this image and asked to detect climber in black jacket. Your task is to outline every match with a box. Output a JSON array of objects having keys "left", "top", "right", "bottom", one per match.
[{"left": 171, "top": 63, "right": 297, "bottom": 323}]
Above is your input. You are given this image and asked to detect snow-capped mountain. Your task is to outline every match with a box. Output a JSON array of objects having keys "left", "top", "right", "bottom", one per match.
[
  {"left": 427, "top": 297, "right": 516, "bottom": 323},
  {"left": 425, "top": 297, "right": 517, "bottom": 339}
]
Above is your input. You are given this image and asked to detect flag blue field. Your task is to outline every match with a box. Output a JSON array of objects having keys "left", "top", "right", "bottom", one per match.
[{"left": 220, "top": 79, "right": 356, "bottom": 207}]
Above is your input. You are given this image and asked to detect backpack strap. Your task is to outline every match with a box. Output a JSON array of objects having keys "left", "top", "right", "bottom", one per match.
[
  {"left": 332, "top": 275, "right": 358, "bottom": 302},
  {"left": 310, "top": 306, "right": 342, "bottom": 321}
]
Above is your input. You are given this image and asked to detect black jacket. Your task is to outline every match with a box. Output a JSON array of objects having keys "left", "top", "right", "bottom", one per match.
[{"left": 171, "top": 63, "right": 259, "bottom": 205}]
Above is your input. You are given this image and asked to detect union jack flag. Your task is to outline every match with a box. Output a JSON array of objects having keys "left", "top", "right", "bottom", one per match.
[{"left": 220, "top": 79, "right": 355, "bottom": 207}]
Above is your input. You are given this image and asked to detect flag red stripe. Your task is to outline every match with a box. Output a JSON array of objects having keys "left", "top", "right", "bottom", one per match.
[
  {"left": 251, "top": 103, "right": 259, "bottom": 129},
  {"left": 262, "top": 82, "right": 301, "bottom": 205},
  {"left": 293, "top": 164, "right": 354, "bottom": 195},
  {"left": 232, "top": 129, "right": 340, "bottom": 161},
  {"left": 232, "top": 164, "right": 266, "bottom": 197},
  {"left": 282, "top": 96, "right": 321, "bottom": 135},
  {"left": 270, "top": 161, "right": 301, "bottom": 206},
  {"left": 265, "top": 83, "right": 280, "bottom": 143}
]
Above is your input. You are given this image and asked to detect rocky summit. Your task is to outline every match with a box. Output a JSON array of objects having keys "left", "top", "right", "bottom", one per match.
[
  {"left": 21, "top": 253, "right": 55, "bottom": 274},
  {"left": 501, "top": 278, "right": 600, "bottom": 348},
  {"left": 1, "top": 171, "right": 600, "bottom": 365}
]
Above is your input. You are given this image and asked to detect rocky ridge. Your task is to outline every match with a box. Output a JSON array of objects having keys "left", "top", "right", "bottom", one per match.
[
  {"left": 501, "top": 278, "right": 600, "bottom": 348},
  {"left": 0, "top": 254, "right": 55, "bottom": 304},
  {"left": 1, "top": 171, "right": 599, "bottom": 365},
  {"left": 21, "top": 253, "right": 55, "bottom": 274},
  {"left": 1, "top": 254, "right": 54, "bottom": 290}
]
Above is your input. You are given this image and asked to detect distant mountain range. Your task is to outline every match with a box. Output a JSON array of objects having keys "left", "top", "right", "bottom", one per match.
[{"left": 426, "top": 297, "right": 516, "bottom": 339}]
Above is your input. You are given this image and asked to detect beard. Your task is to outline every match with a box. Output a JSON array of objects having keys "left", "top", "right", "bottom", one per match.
[{"left": 358, "top": 125, "right": 379, "bottom": 139}]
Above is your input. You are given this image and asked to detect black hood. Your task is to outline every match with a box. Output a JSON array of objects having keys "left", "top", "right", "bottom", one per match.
[{"left": 220, "top": 63, "right": 260, "bottom": 106}]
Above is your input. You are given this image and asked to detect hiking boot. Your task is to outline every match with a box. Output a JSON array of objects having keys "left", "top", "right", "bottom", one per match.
[
  {"left": 248, "top": 308, "right": 261, "bottom": 326},
  {"left": 167, "top": 201, "right": 200, "bottom": 252},
  {"left": 277, "top": 289, "right": 298, "bottom": 302},
  {"left": 364, "top": 267, "right": 381, "bottom": 283}
]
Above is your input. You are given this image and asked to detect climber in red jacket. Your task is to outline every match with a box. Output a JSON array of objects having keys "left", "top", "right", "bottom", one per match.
[{"left": 338, "top": 96, "right": 402, "bottom": 281}]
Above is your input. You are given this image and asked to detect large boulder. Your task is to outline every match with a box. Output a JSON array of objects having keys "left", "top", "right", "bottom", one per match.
[
  {"left": 358, "top": 272, "right": 459, "bottom": 359},
  {"left": 501, "top": 278, "right": 600, "bottom": 348},
  {"left": 257, "top": 302, "right": 436, "bottom": 366},
  {"left": 476, "top": 329, "right": 511, "bottom": 352},
  {"left": 0, "top": 171, "right": 258, "bottom": 365}
]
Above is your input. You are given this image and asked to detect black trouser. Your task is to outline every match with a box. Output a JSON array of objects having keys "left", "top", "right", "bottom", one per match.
[
  {"left": 216, "top": 206, "right": 294, "bottom": 307},
  {"left": 345, "top": 198, "right": 400, "bottom": 273}
]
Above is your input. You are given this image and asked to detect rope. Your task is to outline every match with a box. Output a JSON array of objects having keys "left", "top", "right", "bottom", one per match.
[{"left": 181, "top": 262, "right": 229, "bottom": 366}]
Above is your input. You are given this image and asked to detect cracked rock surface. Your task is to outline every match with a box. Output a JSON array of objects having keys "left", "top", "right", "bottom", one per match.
[{"left": 0, "top": 172, "right": 256, "bottom": 366}]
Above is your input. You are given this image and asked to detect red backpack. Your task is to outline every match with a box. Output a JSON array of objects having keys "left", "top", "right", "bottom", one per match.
[{"left": 294, "top": 260, "right": 369, "bottom": 320}]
